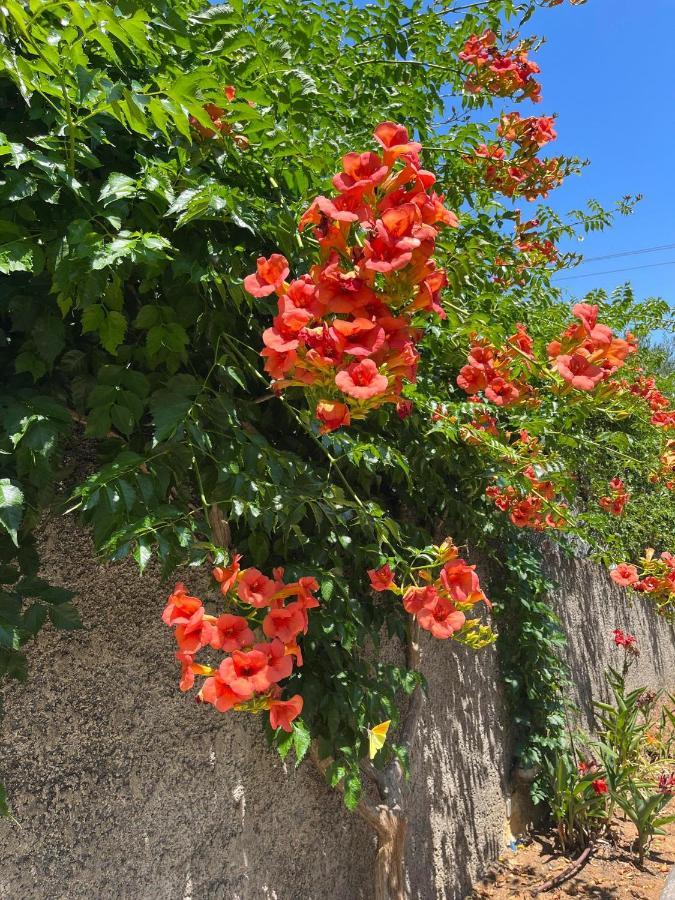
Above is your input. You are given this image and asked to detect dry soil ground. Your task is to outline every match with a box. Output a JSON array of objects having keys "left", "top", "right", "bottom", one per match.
[{"left": 471, "top": 818, "right": 675, "bottom": 899}]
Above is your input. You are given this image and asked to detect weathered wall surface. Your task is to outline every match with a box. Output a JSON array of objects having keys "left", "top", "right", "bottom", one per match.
[
  {"left": 406, "top": 633, "right": 510, "bottom": 900},
  {"left": 543, "top": 541, "right": 675, "bottom": 728},
  {"left": 1, "top": 521, "right": 674, "bottom": 900}
]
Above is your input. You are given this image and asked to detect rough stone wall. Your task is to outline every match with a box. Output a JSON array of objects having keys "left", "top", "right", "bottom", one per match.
[
  {"left": 406, "top": 634, "right": 510, "bottom": 900},
  {"left": 0, "top": 518, "right": 375, "bottom": 900},
  {"left": 543, "top": 541, "right": 675, "bottom": 729},
  {"left": 0, "top": 521, "right": 674, "bottom": 900}
]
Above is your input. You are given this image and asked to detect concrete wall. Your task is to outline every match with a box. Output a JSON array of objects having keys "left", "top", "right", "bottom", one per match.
[
  {"left": 1, "top": 521, "right": 674, "bottom": 900},
  {"left": 543, "top": 541, "right": 675, "bottom": 728}
]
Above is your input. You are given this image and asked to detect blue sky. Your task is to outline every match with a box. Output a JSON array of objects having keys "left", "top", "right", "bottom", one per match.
[{"left": 520, "top": 0, "right": 675, "bottom": 308}]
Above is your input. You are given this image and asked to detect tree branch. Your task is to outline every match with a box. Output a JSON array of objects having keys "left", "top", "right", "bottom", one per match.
[
  {"left": 207, "top": 503, "right": 231, "bottom": 550},
  {"left": 310, "top": 744, "right": 388, "bottom": 836},
  {"left": 530, "top": 843, "right": 594, "bottom": 896},
  {"left": 400, "top": 617, "right": 423, "bottom": 754}
]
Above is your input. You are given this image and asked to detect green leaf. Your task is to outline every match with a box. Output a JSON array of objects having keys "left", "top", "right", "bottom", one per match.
[
  {"left": 99, "top": 173, "right": 137, "bottom": 206},
  {"left": 133, "top": 539, "right": 152, "bottom": 574},
  {"left": 0, "top": 622, "right": 18, "bottom": 649},
  {"left": 276, "top": 728, "right": 294, "bottom": 761},
  {"left": 0, "top": 565, "right": 19, "bottom": 583},
  {"left": 247, "top": 531, "right": 269, "bottom": 567},
  {"left": 110, "top": 404, "right": 135, "bottom": 436},
  {"left": 190, "top": 4, "right": 238, "bottom": 25},
  {"left": 0, "top": 480, "right": 23, "bottom": 545},
  {"left": 0, "top": 239, "right": 42, "bottom": 274},
  {"left": 292, "top": 718, "right": 311, "bottom": 766},
  {"left": 343, "top": 771, "right": 362, "bottom": 811},
  {"left": 33, "top": 315, "right": 65, "bottom": 365},
  {"left": 134, "top": 305, "right": 161, "bottom": 329},
  {"left": 150, "top": 390, "right": 193, "bottom": 441},
  {"left": 99, "top": 311, "right": 127, "bottom": 355},
  {"left": 81, "top": 304, "right": 106, "bottom": 334},
  {"left": 0, "top": 591, "right": 21, "bottom": 624},
  {"left": 326, "top": 760, "right": 346, "bottom": 787},
  {"left": 14, "top": 576, "right": 75, "bottom": 604},
  {"left": 14, "top": 352, "right": 47, "bottom": 380},
  {"left": 0, "top": 646, "right": 27, "bottom": 681}
]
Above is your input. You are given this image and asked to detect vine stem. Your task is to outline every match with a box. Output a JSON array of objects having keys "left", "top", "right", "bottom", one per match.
[
  {"left": 58, "top": 69, "right": 76, "bottom": 177},
  {"left": 530, "top": 843, "right": 594, "bottom": 896}
]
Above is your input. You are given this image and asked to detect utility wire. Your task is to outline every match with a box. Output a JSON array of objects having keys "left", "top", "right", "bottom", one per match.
[
  {"left": 554, "top": 259, "right": 675, "bottom": 282},
  {"left": 573, "top": 242, "right": 675, "bottom": 265}
]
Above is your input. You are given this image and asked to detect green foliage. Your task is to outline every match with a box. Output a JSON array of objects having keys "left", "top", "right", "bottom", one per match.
[
  {"left": 593, "top": 665, "right": 648, "bottom": 775},
  {"left": 1, "top": 0, "right": 521, "bottom": 804},
  {"left": 543, "top": 657, "right": 675, "bottom": 864},
  {"left": 491, "top": 535, "right": 570, "bottom": 792},
  {"left": 568, "top": 287, "right": 675, "bottom": 562},
  {"left": 0, "top": 0, "right": 673, "bottom": 818},
  {"left": 611, "top": 781, "right": 675, "bottom": 867},
  {"left": 592, "top": 665, "right": 675, "bottom": 866},
  {"left": 542, "top": 747, "right": 608, "bottom": 852}
]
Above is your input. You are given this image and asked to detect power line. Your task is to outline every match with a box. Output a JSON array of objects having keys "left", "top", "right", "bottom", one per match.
[
  {"left": 575, "top": 242, "right": 675, "bottom": 265},
  {"left": 554, "top": 259, "right": 675, "bottom": 282}
]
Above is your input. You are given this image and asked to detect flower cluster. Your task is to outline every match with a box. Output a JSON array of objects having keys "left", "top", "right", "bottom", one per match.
[
  {"left": 367, "top": 540, "right": 494, "bottom": 647},
  {"left": 515, "top": 215, "right": 559, "bottom": 260},
  {"left": 459, "top": 31, "right": 542, "bottom": 102},
  {"left": 577, "top": 758, "right": 598, "bottom": 776},
  {"left": 461, "top": 409, "right": 499, "bottom": 444},
  {"left": 497, "top": 112, "right": 557, "bottom": 150},
  {"left": 657, "top": 772, "right": 675, "bottom": 796},
  {"left": 599, "top": 477, "right": 629, "bottom": 516},
  {"left": 486, "top": 466, "right": 567, "bottom": 530},
  {"left": 460, "top": 39, "right": 568, "bottom": 202},
  {"left": 453, "top": 305, "right": 641, "bottom": 532},
  {"left": 610, "top": 550, "right": 675, "bottom": 622},
  {"left": 469, "top": 144, "right": 565, "bottom": 201},
  {"left": 457, "top": 303, "right": 635, "bottom": 406},
  {"left": 576, "top": 761, "right": 608, "bottom": 798},
  {"left": 457, "top": 325, "right": 537, "bottom": 407},
  {"left": 462, "top": 43, "right": 565, "bottom": 204},
  {"left": 623, "top": 374, "right": 675, "bottom": 429},
  {"left": 188, "top": 86, "right": 249, "bottom": 150},
  {"left": 548, "top": 303, "right": 637, "bottom": 390},
  {"left": 648, "top": 411, "right": 675, "bottom": 429},
  {"left": 455, "top": 410, "right": 567, "bottom": 531},
  {"left": 244, "top": 122, "right": 458, "bottom": 432},
  {"left": 516, "top": 235, "right": 558, "bottom": 267},
  {"left": 492, "top": 218, "right": 560, "bottom": 287},
  {"left": 612, "top": 628, "right": 639, "bottom": 656},
  {"left": 162, "top": 560, "right": 320, "bottom": 732}
]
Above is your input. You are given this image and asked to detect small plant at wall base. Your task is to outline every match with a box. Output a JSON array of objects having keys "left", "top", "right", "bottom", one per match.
[
  {"left": 542, "top": 633, "right": 675, "bottom": 879},
  {"left": 543, "top": 750, "right": 609, "bottom": 854},
  {"left": 1, "top": 0, "right": 675, "bottom": 896}
]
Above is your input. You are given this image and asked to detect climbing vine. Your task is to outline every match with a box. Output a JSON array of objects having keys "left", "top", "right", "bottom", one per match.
[
  {"left": 491, "top": 534, "right": 570, "bottom": 790},
  {"left": 1, "top": 1, "right": 674, "bottom": 894}
]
